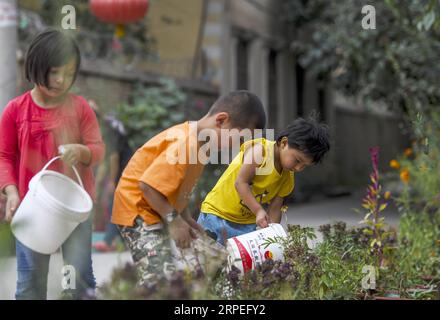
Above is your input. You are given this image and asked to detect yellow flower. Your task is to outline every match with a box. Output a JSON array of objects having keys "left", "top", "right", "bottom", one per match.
[
  {"left": 384, "top": 191, "right": 391, "bottom": 200},
  {"left": 404, "top": 148, "right": 413, "bottom": 157},
  {"left": 115, "top": 24, "right": 126, "bottom": 38},
  {"left": 400, "top": 169, "right": 410, "bottom": 184},
  {"left": 390, "top": 159, "right": 400, "bottom": 170}
]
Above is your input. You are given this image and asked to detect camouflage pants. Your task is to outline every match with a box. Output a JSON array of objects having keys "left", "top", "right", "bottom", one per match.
[{"left": 118, "top": 217, "right": 176, "bottom": 288}]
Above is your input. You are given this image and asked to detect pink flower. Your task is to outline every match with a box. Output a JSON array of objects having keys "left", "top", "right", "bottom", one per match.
[{"left": 369, "top": 147, "right": 380, "bottom": 174}]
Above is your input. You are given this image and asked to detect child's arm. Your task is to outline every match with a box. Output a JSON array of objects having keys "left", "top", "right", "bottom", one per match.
[
  {"left": 235, "top": 144, "right": 271, "bottom": 228},
  {"left": 139, "top": 181, "right": 196, "bottom": 249},
  {"left": 181, "top": 208, "right": 204, "bottom": 233},
  {"left": 0, "top": 104, "right": 21, "bottom": 221},
  {"left": 4, "top": 185, "right": 20, "bottom": 222},
  {"left": 70, "top": 100, "right": 106, "bottom": 167},
  {"left": 267, "top": 196, "right": 284, "bottom": 224},
  {"left": 60, "top": 102, "right": 105, "bottom": 166},
  {"left": 60, "top": 144, "right": 92, "bottom": 166}
]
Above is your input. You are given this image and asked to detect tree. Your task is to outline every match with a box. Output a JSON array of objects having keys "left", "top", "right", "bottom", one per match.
[
  {"left": 279, "top": 0, "right": 440, "bottom": 115},
  {"left": 0, "top": 0, "right": 18, "bottom": 112}
]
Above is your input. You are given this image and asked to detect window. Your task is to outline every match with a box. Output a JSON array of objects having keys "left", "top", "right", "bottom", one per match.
[
  {"left": 236, "top": 38, "right": 249, "bottom": 90},
  {"left": 268, "top": 49, "right": 278, "bottom": 128},
  {"left": 317, "top": 74, "right": 326, "bottom": 121},
  {"left": 295, "top": 63, "right": 305, "bottom": 117}
]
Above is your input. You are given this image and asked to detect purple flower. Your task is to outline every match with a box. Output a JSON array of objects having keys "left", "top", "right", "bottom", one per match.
[
  {"left": 369, "top": 147, "right": 380, "bottom": 173},
  {"left": 368, "top": 147, "right": 380, "bottom": 191}
]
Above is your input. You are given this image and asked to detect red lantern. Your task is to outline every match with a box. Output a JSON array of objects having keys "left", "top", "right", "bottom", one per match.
[{"left": 90, "top": 0, "right": 149, "bottom": 24}]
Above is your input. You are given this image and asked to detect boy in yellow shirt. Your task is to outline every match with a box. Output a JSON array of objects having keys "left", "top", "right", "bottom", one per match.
[
  {"left": 112, "top": 91, "right": 266, "bottom": 287},
  {"left": 199, "top": 117, "right": 330, "bottom": 245}
]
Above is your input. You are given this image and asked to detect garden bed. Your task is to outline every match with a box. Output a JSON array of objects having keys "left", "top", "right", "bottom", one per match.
[{"left": 98, "top": 124, "right": 439, "bottom": 300}]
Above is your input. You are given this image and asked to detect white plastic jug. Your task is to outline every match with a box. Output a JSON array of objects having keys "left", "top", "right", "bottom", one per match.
[
  {"left": 171, "top": 232, "right": 228, "bottom": 278},
  {"left": 226, "top": 223, "right": 287, "bottom": 274},
  {"left": 11, "top": 157, "right": 93, "bottom": 254}
]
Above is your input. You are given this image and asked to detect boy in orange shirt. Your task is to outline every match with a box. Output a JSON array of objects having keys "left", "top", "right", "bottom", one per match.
[{"left": 112, "top": 91, "right": 266, "bottom": 287}]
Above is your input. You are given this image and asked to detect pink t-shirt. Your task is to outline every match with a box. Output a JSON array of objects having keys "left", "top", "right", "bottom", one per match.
[{"left": 0, "top": 91, "right": 105, "bottom": 200}]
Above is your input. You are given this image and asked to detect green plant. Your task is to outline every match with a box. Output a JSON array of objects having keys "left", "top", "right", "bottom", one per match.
[
  {"left": 357, "top": 147, "right": 397, "bottom": 267},
  {"left": 0, "top": 222, "right": 15, "bottom": 258},
  {"left": 394, "top": 110, "right": 440, "bottom": 210},
  {"left": 280, "top": 0, "right": 440, "bottom": 115},
  {"left": 397, "top": 212, "right": 440, "bottom": 286},
  {"left": 314, "top": 225, "right": 373, "bottom": 299},
  {"left": 387, "top": 109, "right": 439, "bottom": 285},
  {"left": 98, "top": 263, "right": 195, "bottom": 300},
  {"left": 97, "top": 219, "right": 439, "bottom": 300},
  {"left": 116, "top": 78, "right": 187, "bottom": 150}
]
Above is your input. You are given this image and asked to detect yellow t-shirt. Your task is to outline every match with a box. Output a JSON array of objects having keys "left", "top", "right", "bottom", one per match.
[{"left": 201, "top": 138, "right": 294, "bottom": 224}]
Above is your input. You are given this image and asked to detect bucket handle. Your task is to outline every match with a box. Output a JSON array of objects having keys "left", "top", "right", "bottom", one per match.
[{"left": 37, "top": 156, "right": 84, "bottom": 189}]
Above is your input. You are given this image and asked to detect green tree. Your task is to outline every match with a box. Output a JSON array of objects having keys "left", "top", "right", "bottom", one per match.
[
  {"left": 116, "top": 78, "right": 187, "bottom": 150},
  {"left": 280, "top": 0, "right": 440, "bottom": 114}
]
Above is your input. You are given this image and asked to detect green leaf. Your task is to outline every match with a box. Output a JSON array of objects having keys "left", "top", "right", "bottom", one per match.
[
  {"left": 319, "top": 286, "right": 324, "bottom": 299},
  {"left": 364, "top": 212, "right": 372, "bottom": 220},
  {"left": 374, "top": 223, "right": 383, "bottom": 229},
  {"left": 423, "top": 11, "right": 436, "bottom": 31}
]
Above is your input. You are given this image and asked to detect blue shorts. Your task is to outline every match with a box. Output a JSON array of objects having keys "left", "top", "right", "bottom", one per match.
[{"left": 197, "top": 212, "right": 256, "bottom": 246}]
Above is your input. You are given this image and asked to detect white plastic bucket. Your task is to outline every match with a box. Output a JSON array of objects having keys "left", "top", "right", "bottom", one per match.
[
  {"left": 226, "top": 223, "right": 287, "bottom": 274},
  {"left": 171, "top": 232, "right": 228, "bottom": 278},
  {"left": 11, "top": 157, "right": 93, "bottom": 254}
]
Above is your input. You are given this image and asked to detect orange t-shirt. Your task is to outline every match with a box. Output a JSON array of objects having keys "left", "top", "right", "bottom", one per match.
[{"left": 112, "top": 121, "right": 204, "bottom": 226}]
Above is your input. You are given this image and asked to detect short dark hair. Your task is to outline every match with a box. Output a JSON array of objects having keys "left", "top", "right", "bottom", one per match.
[
  {"left": 25, "top": 28, "right": 81, "bottom": 88},
  {"left": 208, "top": 90, "right": 266, "bottom": 130},
  {"left": 276, "top": 116, "right": 330, "bottom": 164}
]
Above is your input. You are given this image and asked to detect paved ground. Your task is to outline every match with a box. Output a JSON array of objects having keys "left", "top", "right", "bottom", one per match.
[
  {"left": 0, "top": 190, "right": 400, "bottom": 300},
  {"left": 284, "top": 189, "right": 400, "bottom": 228},
  {"left": 0, "top": 250, "right": 133, "bottom": 300},
  {"left": 282, "top": 189, "right": 400, "bottom": 247}
]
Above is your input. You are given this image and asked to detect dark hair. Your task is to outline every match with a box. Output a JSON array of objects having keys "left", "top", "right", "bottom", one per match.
[
  {"left": 276, "top": 116, "right": 330, "bottom": 164},
  {"left": 25, "top": 28, "right": 81, "bottom": 88},
  {"left": 208, "top": 90, "right": 266, "bottom": 130}
]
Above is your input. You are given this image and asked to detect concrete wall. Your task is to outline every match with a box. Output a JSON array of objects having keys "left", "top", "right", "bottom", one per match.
[
  {"left": 144, "top": 0, "right": 205, "bottom": 79},
  {"left": 16, "top": 58, "right": 218, "bottom": 117},
  {"left": 217, "top": 0, "right": 288, "bottom": 116},
  {"left": 18, "top": 0, "right": 208, "bottom": 81},
  {"left": 333, "top": 106, "right": 409, "bottom": 187}
]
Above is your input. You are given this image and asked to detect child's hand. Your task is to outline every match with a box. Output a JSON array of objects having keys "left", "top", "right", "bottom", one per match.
[
  {"left": 255, "top": 208, "right": 271, "bottom": 228},
  {"left": 5, "top": 186, "right": 20, "bottom": 222},
  {"left": 59, "top": 144, "right": 82, "bottom": 166},
  {"left": 168, "top": 215, "right": 194, "bottom": 249},
  {"left": 181, "top": 209, "right": 204, "bottom": 236}
]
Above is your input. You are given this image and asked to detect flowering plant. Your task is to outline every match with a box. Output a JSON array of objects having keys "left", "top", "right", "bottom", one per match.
[{"left": 359, "top": 147, "right": 396, "bottom": 267}]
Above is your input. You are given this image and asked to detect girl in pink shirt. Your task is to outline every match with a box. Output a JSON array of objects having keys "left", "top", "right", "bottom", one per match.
[{"left": 0, "top": 29, "right": 104, "bottom": 299}]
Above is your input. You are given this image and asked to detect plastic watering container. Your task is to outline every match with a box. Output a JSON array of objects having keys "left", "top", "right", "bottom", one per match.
[
  {"left": 11, "top": 157, "right": 92, "bottom": 254},
  {"left": 226, "top": 223, "right": 287, "bottom": 273},
  {"left": 171, "top": 231, "right": 228, "bottom": 278}
]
